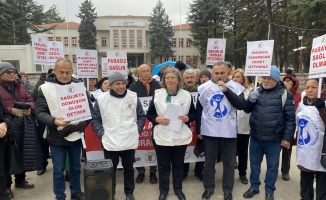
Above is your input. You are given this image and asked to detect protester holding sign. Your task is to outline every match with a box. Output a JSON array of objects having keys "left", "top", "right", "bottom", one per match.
[
  {"left": 36, "top": 59, "right": 92, "bottom": 200},
  {"left": 92, "top": 72, "right": 145, "bottom": 200},
  {"left": 146, "top": 68, "right": 196, "bottom": 200},
  {"left": 243, "top": 65, "right": 295, "bottom": 200},
  {"left": 296, "top": 78, "right": 326, "bottom": 200},
  {"left": 130, "top": 64, "right": 161, "bottom": 184},
  {"left": 197, "top": 62, "right": 245, "bottom": 200}
]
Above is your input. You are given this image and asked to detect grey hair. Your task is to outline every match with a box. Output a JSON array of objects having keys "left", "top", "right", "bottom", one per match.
[
  {"left": 160, "top": 68, "right": 184, "bottom": 90},
  {"left": 183, "top": 69, "right": 196, "bottom": 77},
  {"left": 213, "top": 61, "right": 228, "bottom": 70},
  {"left": 55, "top": 58, "right": 73, "bottom": 68}
]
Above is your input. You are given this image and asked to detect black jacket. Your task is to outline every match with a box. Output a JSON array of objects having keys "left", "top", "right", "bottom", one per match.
[
  {"left": 244, "top": 82, "right": 295, "bottom": 142},
  {"left": 0, "top": 97, "right": 12, "bottom": 176},
  {"left": 36, "top": 76, "right": 93, "bottom": 146},
  {"left": 129, "top": 80, "right": 161, "bottom": 97}
]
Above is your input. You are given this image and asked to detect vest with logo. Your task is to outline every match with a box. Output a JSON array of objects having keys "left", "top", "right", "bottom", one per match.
[
  {"left": 296, "top": 103, "right": 326, "bottom": 172},
  {"left": 97, "top": 90, "right": 139, "bottom": 151},
  {"left": 153, "top": 88, "right": 192, "bottom": 146},
  {"left": 198, "top": 80, "right": 243, "bottom": 138}
]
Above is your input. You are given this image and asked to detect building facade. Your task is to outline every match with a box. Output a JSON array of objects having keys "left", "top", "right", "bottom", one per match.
[{"left": 0, "top": 16, "right": 201, "bottom": 72}]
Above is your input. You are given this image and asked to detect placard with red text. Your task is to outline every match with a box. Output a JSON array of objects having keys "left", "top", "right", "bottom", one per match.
[
  {"left": 47, "top": 41, "right": 64, "bottom": 65},
  {"left": 205, "top": 38, "right": 226, "bottom": 65},
  {"left": 245, "top": 40, "right": 274, "bottom": 76},
  {"left": 55, "top": 82, "right": 92, "bottom": 123},
  {"left": 76, "top": 49, "right": 98, "bottom": 78},
  {"left": 309, "top": 35, "right": 326, "bottom": 78},
  {"left": 107, "top": 51, "right": 128, "bottom": 77},
  {"left": 101, "top": 57, "right": 109, "bottom": 78},
  {"left": 31, "top": 35, "right": 48, "bottom": 65}
]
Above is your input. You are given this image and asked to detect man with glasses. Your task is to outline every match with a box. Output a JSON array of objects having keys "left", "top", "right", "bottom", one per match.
[
  {"left": 130, "top": 64, "right": 161, "bottom": 184},
  {"left": 197, "top": 62, "right": 246, "bottom": 200}
]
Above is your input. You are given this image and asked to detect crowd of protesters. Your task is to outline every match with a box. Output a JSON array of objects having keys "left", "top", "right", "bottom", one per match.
[{"left": 0, "top": 59, "right": 325, "bottom": 200}]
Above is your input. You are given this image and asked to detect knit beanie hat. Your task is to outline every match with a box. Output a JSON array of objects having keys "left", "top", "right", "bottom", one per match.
[
  {"left": 270, "top": 65, "right": 280, "bottom": 82},
  {"left": 0, "top": 62, "right": 15, "bottom": 75},
  {"left": 108, "top": 72, "right": 126, "bottom": 85},
  {"left": 199, "top": 70, "right": 211, "bottom": 79}
]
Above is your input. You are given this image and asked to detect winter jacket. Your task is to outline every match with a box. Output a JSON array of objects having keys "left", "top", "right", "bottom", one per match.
[
  {"left": 129, "top": 80, "right": 161, "bottom": 97},
  {"left": 283, "top": 75, "right": 301, "bottom": 110},
  {"left": 0, "top": 80, "right": 35, "bottom": 113},
  {"left": 244, "top": 81, "right": 296, "bottom": 142},
  {"left": 0, "top": 97, "right": 12, "bottom": 176},
  {"left": 36, "top": 76, "right": 93, "bottom": 146}
]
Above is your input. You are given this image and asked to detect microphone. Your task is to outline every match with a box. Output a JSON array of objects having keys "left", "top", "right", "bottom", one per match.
[{"left": 217, "top": 78, "right": 224, "bottom": 91}]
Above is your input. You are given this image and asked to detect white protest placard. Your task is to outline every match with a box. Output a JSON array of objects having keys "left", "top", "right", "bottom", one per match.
[
  {"left": 76, "top": 49, "right": 98, "bottom": 78},
  {"left": 47, "top": 41, "right": 64, "bottom": 65},
  {"left": 56, "top": 82, "right": 92, "bottom": 123},
  {"left": 31, "top": 34, "right": 48, "bottom": 65},
  {"left": 163, "top": 104, "right": 185, "bottom": 133},
  {"left": 244, "top": 40, "right": 274, "bottom": 76},
  {"left": 107, "top": 51, "right": 128, "bottom": 77},
  {"left": 308, "top": 35, "right": 326, "bottom": 78},
  {"left": 101, "top": 57, "right": 108, "bottom": 78},
  {"left": 205, "top": 38, "right": 226, "bottom": 65}
]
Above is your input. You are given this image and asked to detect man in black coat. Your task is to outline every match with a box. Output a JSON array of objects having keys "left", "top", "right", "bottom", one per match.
[{"left": 130, "top": 64, "right": 161, "bottom": 184}]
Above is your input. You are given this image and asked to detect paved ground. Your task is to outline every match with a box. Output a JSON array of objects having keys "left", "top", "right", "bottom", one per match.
[{"left": 11, "top": 148, "right": 302, "bottom": 200}]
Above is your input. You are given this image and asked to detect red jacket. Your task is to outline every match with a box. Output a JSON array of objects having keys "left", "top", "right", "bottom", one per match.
[
  {"left": 0, "top": 80, "right": 35, "bottom": 113},
  {"left": 283, "top": 75, "right": 301, "bottom": 110}
]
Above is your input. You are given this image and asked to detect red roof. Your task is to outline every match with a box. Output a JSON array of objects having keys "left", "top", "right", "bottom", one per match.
[
  {"left": 172, "top": 23, "right": 190, "bottom": 30},
  {"left": 36, "top": 22, "right": 80, "bottom": 29}
]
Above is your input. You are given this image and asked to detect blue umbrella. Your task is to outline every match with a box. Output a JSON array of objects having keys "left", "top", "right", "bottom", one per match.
[{"left": 152, "top": 61, "right": 189, "bottom": 76}]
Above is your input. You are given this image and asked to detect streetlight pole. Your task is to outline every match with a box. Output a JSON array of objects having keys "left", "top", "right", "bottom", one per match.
[{"left": 293, "top": 35, "right": 306, "bottom": 73}]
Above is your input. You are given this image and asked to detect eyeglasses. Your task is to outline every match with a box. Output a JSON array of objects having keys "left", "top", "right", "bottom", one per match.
[
  {"left": 5, "top": 70, "right": 16, "bottom": 75},
  {"left": 165, "top": 76, "right": 177, "bottom": 80}
]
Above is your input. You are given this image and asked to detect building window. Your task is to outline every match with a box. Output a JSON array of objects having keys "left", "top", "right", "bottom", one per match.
[
  {"left": 65, "top": 55, "right": 69, "bottom": 60},
  {"left": 101, "top": 37, "right": 107, "bottom": 46},
  {"left": 186, "top": 39, "right": 191, "bottom": 47},
  {"left": 72, "top": 55, "right": 77, "bottom": 63},
  {"left": 172, "top": 56, "right": 176, "bottom": 62},
  {"left": 56, "top": 37, "right": 61, "bottom": 41},
  {"left": 151, "top": 57, "right": 155, "bottom": 64},
  {"left": 178, "top": 38, "right": 184, "bottom": 48},
  {"left": 137, "top": 30, "right": 142, "bottom": 48},
  {"left": 64, "top": 37, "right": 68, "bottom": 46},
  {"left": 178, "top": 56, "right": 183, "bottom": 62},
  {"left": 129, "top": 30, "right": 134, "bottom": 48},
  {"left": 186, "top": 56, "right": 191, "bottom": 64},
  {"left": 72, "top": 37, "right": 77, "bottom": 46},
  {"left": 171, "top": 38, "right": 176, "bottom": 47},
  {"left": 48, "top": 37, "right": 53, "bottom": 41},
  {"left": 164, "top": 57, "right": 168, "bottom": 62},
  {"left": 193, "top": 56, "right": 198, "bottom": 64},
  {"left": 121, "top": 30, "right": 127, "bottom": 48},
  {"left": 113, "top": 30, "right": 119, "bottom": 48}
]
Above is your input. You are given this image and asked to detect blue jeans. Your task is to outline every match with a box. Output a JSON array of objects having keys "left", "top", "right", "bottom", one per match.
[
  {"left": 50, "top": 142, "right": 82, "bottom": 199},
  {"left": 249, "top": 137, "right": 281, "bottom": 194}
]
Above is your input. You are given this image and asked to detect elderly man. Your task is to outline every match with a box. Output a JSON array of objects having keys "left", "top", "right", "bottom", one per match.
[
  {"left": 36, "top": 59, "right": 92, "bottom": 200},
  {"left": 92, "top": 72, "right": 146, "bottom": 200},
  {"left": 243, "top": 65, "right": 295, "bottom": 200},
  {"left": 197, "top": 62, "right": 246, "bottom": 200},
  {"left": 130, "top": 64, "right": 161, "bottom": 184},
  {"left": 182, "top": 69, "right": 204, "bottom": 181}
]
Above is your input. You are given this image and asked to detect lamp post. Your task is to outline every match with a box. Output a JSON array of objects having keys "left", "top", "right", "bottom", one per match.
[{"left": 293, "top": 35, "right": 306, "bottom": 73}]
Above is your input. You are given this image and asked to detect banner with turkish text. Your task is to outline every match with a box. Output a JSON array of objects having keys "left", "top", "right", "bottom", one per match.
[
  {"left": 76, "top": 49, "right": 98, "bottom": 78},
  {"left": 31, "top": 35, "right": 48, "bottom": 65},
  {"left": 205, "top": 38, "right": 226, "bottom": 65},
  {"left": 244, "top": 40, "right": 274, "bottom": 76},
  {"left": 107, "top": 51, "right": 128, "bottom": 77},
  {"left": 47, "top": 41, "right": 64, "bottom": 65},
  {"left": 101, "top": 57, "right": 109, "bottom": 78},
  {"left": 309, "top": 35, "right": 326, "bottom": 78}
]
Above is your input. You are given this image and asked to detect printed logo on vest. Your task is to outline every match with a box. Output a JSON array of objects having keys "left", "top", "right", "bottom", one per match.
[
  {"left": 209, "top": 93, "right": 228, "bottom": 119},
  {"left": 178, "top": 100, "right": 187, "bottom": 107},
  {"left": 297, "top": 115, "right": 320, "bottom": 147},
  {"left": 126, "top": 101, "right": 135, "bottom": 110}
]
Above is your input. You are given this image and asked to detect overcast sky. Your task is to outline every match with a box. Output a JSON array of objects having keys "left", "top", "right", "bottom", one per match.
[{"left": 35, "top": 0, "right": 194, "bottom": 25}]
